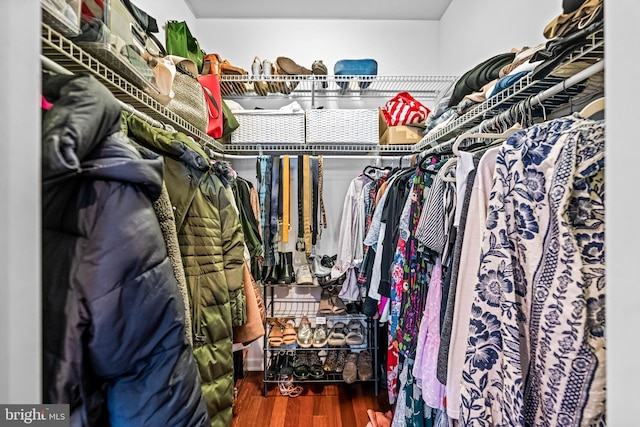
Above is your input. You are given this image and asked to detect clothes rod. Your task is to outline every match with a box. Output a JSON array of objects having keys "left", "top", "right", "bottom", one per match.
[
  {"left": 216, "top": 153, "right": 412, "bottom": 161},
  {"left": 475, "top": 60, "right": 605, "bottom": 133},
  {"left": 41, "top": 55, "right": 167, "bottom": 131},
  {"left": 421, "top": 60, "right": 605, "bottom": 156}
]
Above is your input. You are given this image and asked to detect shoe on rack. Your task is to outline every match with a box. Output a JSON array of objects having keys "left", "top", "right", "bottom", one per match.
[
  {"left": 310, "top": 255, "right": 332, "bottom": 277},
  {"left": 312, "top": 323, "right": 329, "bottom": 348},
  {"left": 327, "top": 322, "right": 347, "bottom": 347},
  {"left": 342, "top": 353, "right": 358, "bottom": 384},
  {"left": 307, "top": 351, "right": 325, "bottom": 379},
  {"left": 295, "top": 263, "right": 315, "bottom": 286},
  {"left": 321, "top": 254, "right": 337, "bottom": 269},
  {"left": 334, "top": 349, "right": 348, "bottom": 373},
  {"left": 323, "top": 349, "right": 338, "bottom": 372},
  {"left": 297, "top": 316, "right": 313, "bottom": 348},
  {"left": 357, "top": 350, "right": 373, "bottom": 381},
  {"left": 279, "top": 350, "right": 295, "bottom": 377},
  {"left": 252, "top": 56, "right": 262, "bottom": 76},
  {"left": 345, "top": 320, "right": 365, "bottom": 347},
  {"left": 282, "top": 319, "right": 298, "bottom": 346},
  {"left": 311, "top": 60, "right": 328, "bottom": 89},
  {"left": 293, "top": 351, "right": 310, "bottom": 380},
  {"left": 266, "top": 350, "right": 284, "bottom": 380},
  {"left": 278, "top": 252, "right": 294, "bottom": 285}
]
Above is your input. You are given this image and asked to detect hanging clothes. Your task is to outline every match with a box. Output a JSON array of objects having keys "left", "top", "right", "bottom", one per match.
[
  {"left": 42, "top": 73, "right": 209, "bottom": 426},
  {"left": 125, "top": 113, "right": 245, "bottom": 427},
  {"left": 460, "top": 115, "right": 605, "bottom": 426}
]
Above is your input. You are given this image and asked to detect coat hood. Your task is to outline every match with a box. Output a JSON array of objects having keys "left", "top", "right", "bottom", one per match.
[{"left": 42, "top": 73, "right": 163, "bottom": 199}]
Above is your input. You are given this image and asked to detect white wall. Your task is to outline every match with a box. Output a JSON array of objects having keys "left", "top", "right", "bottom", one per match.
[
  {"left": 195, "top": 19, "right": 441, "bottom": 76},
  {"left": 438, "top": 0, "right": 559, "bottom": 75},
  {"left": 132, "top": 0, "right": 197, "bottom": 49},
  {"left": 605, "top": 1, "right": 639, "bottom": 423},
  {"left": 0, "top": 0, "right": 41, "bottom": 404}
]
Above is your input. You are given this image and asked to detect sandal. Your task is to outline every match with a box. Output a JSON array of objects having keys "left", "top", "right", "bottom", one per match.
[
  {"left": 318, "top": 287, "right": 334, "bottom": 314},
  {"left": 307, "top": 351, "right": 325, "bottom": 379},
  {"left": 345, "top": 320, "right": 365, "bottom": 346},
  {"left": 282, "top": 320, "right": 298, "bottom": 346},
  {"left": 327, "top": 322, "right": 347, "bottom": 347},
  {"left": 297, "top": 316, "right": 313, "bottom": 348},
  {"left": 268, "top": 322, "right": 284, "bottom": 347},
  {"left": 292, "top": 351, "right": 310, "bottom": 380}
]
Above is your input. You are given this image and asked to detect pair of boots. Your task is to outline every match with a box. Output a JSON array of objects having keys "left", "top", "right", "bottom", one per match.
[{"left": 263, "top": 252, "right": 295, "bottom": 285}]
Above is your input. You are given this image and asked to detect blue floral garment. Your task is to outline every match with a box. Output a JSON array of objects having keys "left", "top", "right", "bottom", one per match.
[
  {"left": 460, "top": 115, "right": 596, "bottom": 426},
  {"left": 523, "top": 118, "right": 605, "bottom": 426}
]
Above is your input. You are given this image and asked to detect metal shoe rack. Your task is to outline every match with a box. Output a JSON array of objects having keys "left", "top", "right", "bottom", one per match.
[{"left": 262, "top": 284, "right": 379, "bottom": 396}]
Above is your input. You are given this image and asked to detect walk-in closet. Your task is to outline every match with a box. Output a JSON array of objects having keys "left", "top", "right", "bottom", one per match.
[{"left": 1, "top": 0, "right": 635, "bottom": 425}]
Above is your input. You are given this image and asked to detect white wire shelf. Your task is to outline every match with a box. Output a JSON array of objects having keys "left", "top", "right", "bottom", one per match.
[
  {"left": 223, "top": 142, "right": 415, "bottom": 155},
  {"left": 41, "top": 22, "right": 226, "bottom": 152},
  {"left": 413, "top": 27, "right": 605, "bottom": 152},
  {"left": 220, "top": 74, "right": 457, "bottom": 102}
]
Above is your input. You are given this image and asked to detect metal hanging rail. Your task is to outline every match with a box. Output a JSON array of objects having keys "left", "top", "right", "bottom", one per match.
[
  {"left": 417, "top": 60, "right": 605, "bottom": 158},
  {"left": 413, "top": 27, "right": 605, "bottom": 152}
]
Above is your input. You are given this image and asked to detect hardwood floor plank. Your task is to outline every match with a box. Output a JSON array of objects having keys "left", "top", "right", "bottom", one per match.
[{"left": 233, "top": 372, "right": 391, "bottom": 427}]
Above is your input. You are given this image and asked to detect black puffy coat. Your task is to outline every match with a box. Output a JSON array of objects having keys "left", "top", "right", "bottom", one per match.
[{"left": 41, "top": 73, "right": 209, "bottom": 427}]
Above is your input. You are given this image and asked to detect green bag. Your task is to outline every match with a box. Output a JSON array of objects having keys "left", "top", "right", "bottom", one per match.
[
  {"left": 221, "top": 99, "right": 239, "bottom": 139},
  {"left": 165, "top": 21, "right": 205, "bottom": 72}
]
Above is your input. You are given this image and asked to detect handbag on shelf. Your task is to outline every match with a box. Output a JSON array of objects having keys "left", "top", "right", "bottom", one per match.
[
  {"left": 382, "top": 91, "right": 431, "bottom": 127},
  {"left": 165, "top": 20, "right": 206, "bottom": 73},
  {"left": 154, "top": 56, "right": 208, "bottom": 133},
  {"left": 334, "top": 59, "right": 378, "bottom": 90},
  {"left": 198, "top": 73, "right": 224, "bottom": 139}
]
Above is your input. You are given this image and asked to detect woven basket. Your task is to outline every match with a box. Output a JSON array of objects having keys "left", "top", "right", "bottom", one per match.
[
  {"left": 306, "top": 109, "right": 379, "bottom": 143},
  {"left": 166, "top": 73, "right": 208, "bottom": 133},
  {"left": 231, "top": 111, "right": 305, "bottom": 143}
]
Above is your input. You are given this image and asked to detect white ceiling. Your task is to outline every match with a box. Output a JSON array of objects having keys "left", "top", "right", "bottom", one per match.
[{"left": 185, "top": 0, "right": 453, "bottom": 20}]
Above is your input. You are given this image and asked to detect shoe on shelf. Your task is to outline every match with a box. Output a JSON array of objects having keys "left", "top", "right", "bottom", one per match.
[
  {"left": 310, "top": 255, "right": 332, "bottom": 277},
  {"left": 266, "top": 350, "right": 284, "bottom": 380},
  {"left": 327, "top": 322, "right": 347, "bottom": 347},
  {"left": 323, "top": 349, "right": 338, "bottom": 372},
  {"left": 279, "top": 350, "right": 295, "bottom": 377},
  {"left": 307, "top": 351, "right": 325, "bottom": 379},
  {"left": 321, "top": 254, "right": 337, "bottom": 269},
  {"left": 293, "top": 351, "right": 310, "bottom": 380},
  {"left": 297, "top": 316, "right": 313, "bottom": 348},
  {"left": 282, "top": 319, "right": 297, "bottom": 346},
  {"left": 251, "top": 56, "right": 262, "bottom": 76},
  {"left": 357, "top": 350, "right": 374, "bottom": 381},
  {"left": 295, "top": 263, "right": 315, "bottom": 286},
  {"left": 278, "top": 252, "right": 295, "bottom": 285},
  {"left": 268, "top": 322, "right": 284, "bottom": 347},
  {"left": 345, "top": 319, "right": 365, "bottom": 346},
  {"left": 312, "top": 324, "right": 329, "bottom": 348},
  {"left": 342, "top": 353, "right": 358, "bottom": 384},
  {"left": 311, "top": 60, "right": 328, "bottom": 89},
  {"left": 334, "top": 349, "right": 348, "bottom": 373},
  {"left": 318, "top": 287, "right": 334, "bottom": 314}
]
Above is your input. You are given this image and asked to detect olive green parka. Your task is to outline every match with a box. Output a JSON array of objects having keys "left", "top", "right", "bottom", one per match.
[{"left": 125, "top": 116, "right": 246, "bottom": 427}]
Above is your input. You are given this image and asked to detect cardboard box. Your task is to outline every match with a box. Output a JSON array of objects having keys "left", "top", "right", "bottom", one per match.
[{"left": 378, "top": 108, "right": 425, "bottom": 145}]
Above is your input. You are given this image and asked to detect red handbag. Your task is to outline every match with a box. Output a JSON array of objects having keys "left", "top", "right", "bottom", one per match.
[
  {"left": 382, "top": 92, "right": 431, "bottom": 127},
  {"left": 198, "top": 73, "right": 223, "bottom": 139}
]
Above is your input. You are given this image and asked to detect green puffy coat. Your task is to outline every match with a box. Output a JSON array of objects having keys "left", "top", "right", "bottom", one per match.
[{"left": 126, "top": 117, "right": 246, "bottom": 427}]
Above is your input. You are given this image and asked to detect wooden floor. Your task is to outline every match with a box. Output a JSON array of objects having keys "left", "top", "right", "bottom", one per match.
[{"left": 232, "top": 372, "right": 391, "bottom": 427}]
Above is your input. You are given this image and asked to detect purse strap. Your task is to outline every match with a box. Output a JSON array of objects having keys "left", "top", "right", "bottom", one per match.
[{"left": 202, "top": 86, "right": 221, "bottom": 120}]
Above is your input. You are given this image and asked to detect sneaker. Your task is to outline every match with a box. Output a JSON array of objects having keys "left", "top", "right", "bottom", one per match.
[
  {"left": 310, "top": 255, "right": 332, "bottom": 277},
  {"left": 295, "top": 263, "right": 314, "bottom": 286},
  {"left": 251, "top": 56, "right": 262, "bottom": 76}
]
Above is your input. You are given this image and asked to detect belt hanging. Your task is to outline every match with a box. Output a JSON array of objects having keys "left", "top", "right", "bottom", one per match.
[
  {"left": 296, "top": 155, "right": 305, "bottom": 252},
  {"left": 282, "top": 155, "right": 290, "bottom": 243},
  {"left": 311, "top": 156, "right": 319, "bottom": 246},
  {"left": 303, "top": 155, "right": 312, "bottom": 257},
  {"left": 318, "top": 155, "right": 327, "bottom": 236}
]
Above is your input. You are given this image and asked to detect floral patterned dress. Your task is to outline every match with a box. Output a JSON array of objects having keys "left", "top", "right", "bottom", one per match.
[{"left": 460, "top": 115, "right": 606, "bottom": 426}]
